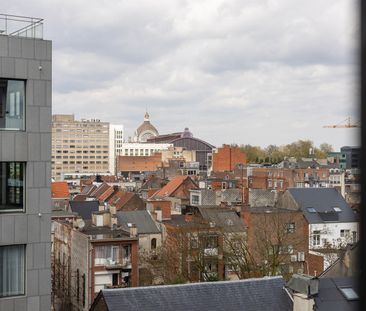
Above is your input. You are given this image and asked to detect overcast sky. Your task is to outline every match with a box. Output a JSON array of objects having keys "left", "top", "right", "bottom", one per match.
[{"left": 3, "top": 0, "right": 359, "bottom": 150}]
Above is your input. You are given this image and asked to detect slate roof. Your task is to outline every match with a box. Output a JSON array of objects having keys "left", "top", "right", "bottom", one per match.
[
  {"left": 198, "top": 207, "right": 246, "bottom": 232},
  {"left": 249, "top": 189, "right": 276, "bottom": 207},
  {"left": 91, "top": 277, "right": 292, "bottom": 311},
  {"left": 69, "top": 200, "right": 99, "bottom": 220},
  {"left": 314, "top": 277, "right": 359, "bottom": 311},
  {"left": 287, "top": 188, "right": 358, "bottom": 224},
  {"left": 116, "top": 210, "right": 160, "bottom": 234},
  {"left": 51, "top": 182, "right": 70, "bottom": 198}
]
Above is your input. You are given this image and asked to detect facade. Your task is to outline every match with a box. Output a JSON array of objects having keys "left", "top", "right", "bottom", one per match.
[
  {"left": 0, "top": 18, "right": 52, "bottom": 311},
  {"left": 211, "top": 144, "right": 247, "bottom": 172},
  {"left": 340, "top": 146, "right": 360, "bottom": 169},
  {"left": 108, "top": 124, "right": 124, "bottom": 175},
  {"left": 117, "top": 153, "right": 163, "bottom": 176},
  {"left": 120, "top": 142, "right": 172, "bottom": 157},
  {"left": 162, "top": 207, "right": 247, "bottom": 282},
  {"left": 51, "top": 115, "right": 110, "bottom": 180},
  {"left": 52, "top": 214, "right": 138, "bottom": 311}
]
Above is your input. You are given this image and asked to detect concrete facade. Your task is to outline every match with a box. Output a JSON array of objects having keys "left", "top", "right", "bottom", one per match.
[
  {"left": 52, "top": 115, "right": 110, "bottom": 180},
  {"left": 0, "top": 35, "right": 52, "bottom": 311},
  {"left": 109, "top": 124, "right": 124, "bottom": 175}
]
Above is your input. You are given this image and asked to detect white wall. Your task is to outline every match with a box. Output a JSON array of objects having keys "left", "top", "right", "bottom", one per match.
[
  {"left": 309, "top": 222, "right": 359, "bottom": 249},
  {"left": 109, "top": 124, "right": 124, "bottom": 174},
  {"left": 121, "top": 142, "right": 172, "bottom": 157}
]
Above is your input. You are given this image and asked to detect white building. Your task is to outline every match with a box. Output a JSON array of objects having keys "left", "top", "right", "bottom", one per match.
[
  {"left": 109, "top": 124, "right": 124, "bottom": 174},
  {"left": 121, "top": 142, "right": 172, "bottom": 157},
  {"left": 286, "top": 188, "right": 359, "bottom": 250}
]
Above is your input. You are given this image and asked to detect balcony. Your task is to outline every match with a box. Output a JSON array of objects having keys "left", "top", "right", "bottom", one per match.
[{"left": 95, "top": 257, "right": 132, "bottom": 269}]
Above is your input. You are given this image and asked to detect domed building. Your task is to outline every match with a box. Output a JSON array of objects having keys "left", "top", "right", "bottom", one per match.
[{"left": 134, "top": 112, "right": 159, "bottom": 142}]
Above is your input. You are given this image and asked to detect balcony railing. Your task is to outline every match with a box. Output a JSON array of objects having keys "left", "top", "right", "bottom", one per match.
[
  {"left": 95, "top": 257, "right": 132, "bottom": 269},
  {"left": 0, "top": 14, "right": 43, "bottom": 39}
]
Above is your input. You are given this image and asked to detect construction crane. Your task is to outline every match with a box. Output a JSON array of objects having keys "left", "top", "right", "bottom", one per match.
[{"left": 323, "top": 117, "right": 360, "bottom": 128}]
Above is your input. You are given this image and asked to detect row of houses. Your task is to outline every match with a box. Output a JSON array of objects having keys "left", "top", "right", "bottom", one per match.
[{"left": 51, "top": 170, "right": 359, "bottom": 310}]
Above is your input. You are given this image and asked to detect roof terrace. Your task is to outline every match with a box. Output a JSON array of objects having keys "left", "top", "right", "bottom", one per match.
[{"left": 0, "top": 13, "right": 43, "bottom": 39}]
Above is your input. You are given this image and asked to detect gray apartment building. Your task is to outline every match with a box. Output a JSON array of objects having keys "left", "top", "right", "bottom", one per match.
[{"left": 0, "top": 15, "right": 52, "bottom": 311}]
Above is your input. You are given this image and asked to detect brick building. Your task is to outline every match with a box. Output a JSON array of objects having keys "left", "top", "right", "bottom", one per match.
[
  {"left": 117, "top": 153, "right": 162, "bottom": 176},
  {"left": 211, "top": 144, "right": 247, "bottom": 172},
  {"left": 52, "top": 212, "right": 138, "bottom": 310}
]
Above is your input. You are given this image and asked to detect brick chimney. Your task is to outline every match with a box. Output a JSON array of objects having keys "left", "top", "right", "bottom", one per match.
[{"left": 185, "top": 213, "right": 193, "bottom": 222}]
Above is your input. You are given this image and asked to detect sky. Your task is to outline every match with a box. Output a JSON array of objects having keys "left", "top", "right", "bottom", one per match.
[{"left": 2, "top": 0, "right": 360, "bottom": 150}]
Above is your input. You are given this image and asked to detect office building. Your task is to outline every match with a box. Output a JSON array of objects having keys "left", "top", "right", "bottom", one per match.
[
  {"left": 51, "top": 115, "right": 110, "bottom": 180},
  {"left": 109, "top": 124, "right": 124, "bottom": 174}
]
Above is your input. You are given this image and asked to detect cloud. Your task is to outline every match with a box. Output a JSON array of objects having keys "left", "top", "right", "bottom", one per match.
[{"left": 2, "top": 0, "right": 359, "bottom": 149}]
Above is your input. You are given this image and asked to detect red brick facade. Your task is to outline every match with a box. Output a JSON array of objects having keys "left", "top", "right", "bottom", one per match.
[{"left": 212, "top": 144, "right": 247, "bottom": 172}]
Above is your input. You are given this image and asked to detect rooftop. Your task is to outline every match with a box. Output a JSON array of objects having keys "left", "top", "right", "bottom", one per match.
[{"left": 91, "top": 277, "right": 292, "bottom": 311}]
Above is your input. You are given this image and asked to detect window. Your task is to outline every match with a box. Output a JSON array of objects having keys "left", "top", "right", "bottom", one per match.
[
  {"left": 286, "top": 223, "right": 295, "bottom": 234},
  {"left": 0, "top": 162, "right": 25, "bottom": 212},
  {"left": 191, "top": 194, "right": 200, "bottom": 205},
  {"left": 0, "top": 245, "right": 25, "bottom": 297},
  {"left": 312, "top": 231, "right": 320, "bottom": 246},
  {"left": 205, "top": 236, "right": 218, "bottom": 248},
  {"left": 340, "top": 229, "right": 350, "bottom": 238},
  {"left": 307, "top": 207, "right": 316, "bottom": 213},
  {"left": 333, "top": 207, "right": 342, "bottom": 212},
  {"left": 94, "top": 245, "right": 120, "bottom": 265},
  {"left": 191, "top": 235, "right": 198, "bottom": 248},
  {"left": 151, "top": 238, "right": 157, "bottom": 250},
  {"left": 352, "top": 231, "right": 357, "bottom": 243},
  {"left": 0, "top": 79, "right": 25, "bottom": 130}
]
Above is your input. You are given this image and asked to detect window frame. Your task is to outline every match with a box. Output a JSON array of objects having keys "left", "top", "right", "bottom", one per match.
[
  {"left": 0, "top": 244, "right": 26, "bottom": 298},
  {"left": 0, "top": 162, "right": 26, "bottom": 213},
  {"left": 0, "top": 79, "right": 26, "bottom": 132}
]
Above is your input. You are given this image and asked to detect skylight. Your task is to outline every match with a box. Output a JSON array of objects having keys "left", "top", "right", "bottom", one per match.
[
  {"left": 339, "top": 287, "right": 359, "bottom": 300},
  {"left": 307, "top": 207, "right": 316, "bottom": 213},
  {"left": 333, "top": 207, "right": 342, "bottom": 212}
]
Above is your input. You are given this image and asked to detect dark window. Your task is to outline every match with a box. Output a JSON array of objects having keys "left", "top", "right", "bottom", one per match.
[
  {"left": 0, "top": 79, "right": 25, "bottom": 130},
  {"left": 151, "top": 238, "right": 157, "bottom": 250},
  {"left": 286, "top": 223, "right": 296, "bottom": 233},
  {"left": 112, "top": 273, "right": 118, "bottom": 286},
  {"left": 0, "top": 162, "right": 25, "bottom": 211}
]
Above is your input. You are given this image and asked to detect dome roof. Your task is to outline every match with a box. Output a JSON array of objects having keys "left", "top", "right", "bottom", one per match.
[
  {"left": 136, "top": 121, "right": 159, "bottom": 136},
  {"left": 135, "top": 112, "right": 159, "bottom": 142}
]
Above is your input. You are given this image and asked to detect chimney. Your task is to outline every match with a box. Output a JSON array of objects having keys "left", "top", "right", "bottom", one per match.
[
  {"left": 109, "top": 205, "right": 116, "bottom": 215},
  {"left": 110, "top": 215, "right": 118, "bottom": 229},
  {"left": 287, "top": 274, "right": 318, "bottom": 311},
  {"left": 155, "top": 208, "right": 162, "bottom": 222},
  {"left": 185, "top": 212, "right": 193, "bottom": 222},
  {"left": 128, "top": 223, "right": 138, "bottom": 237}
]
